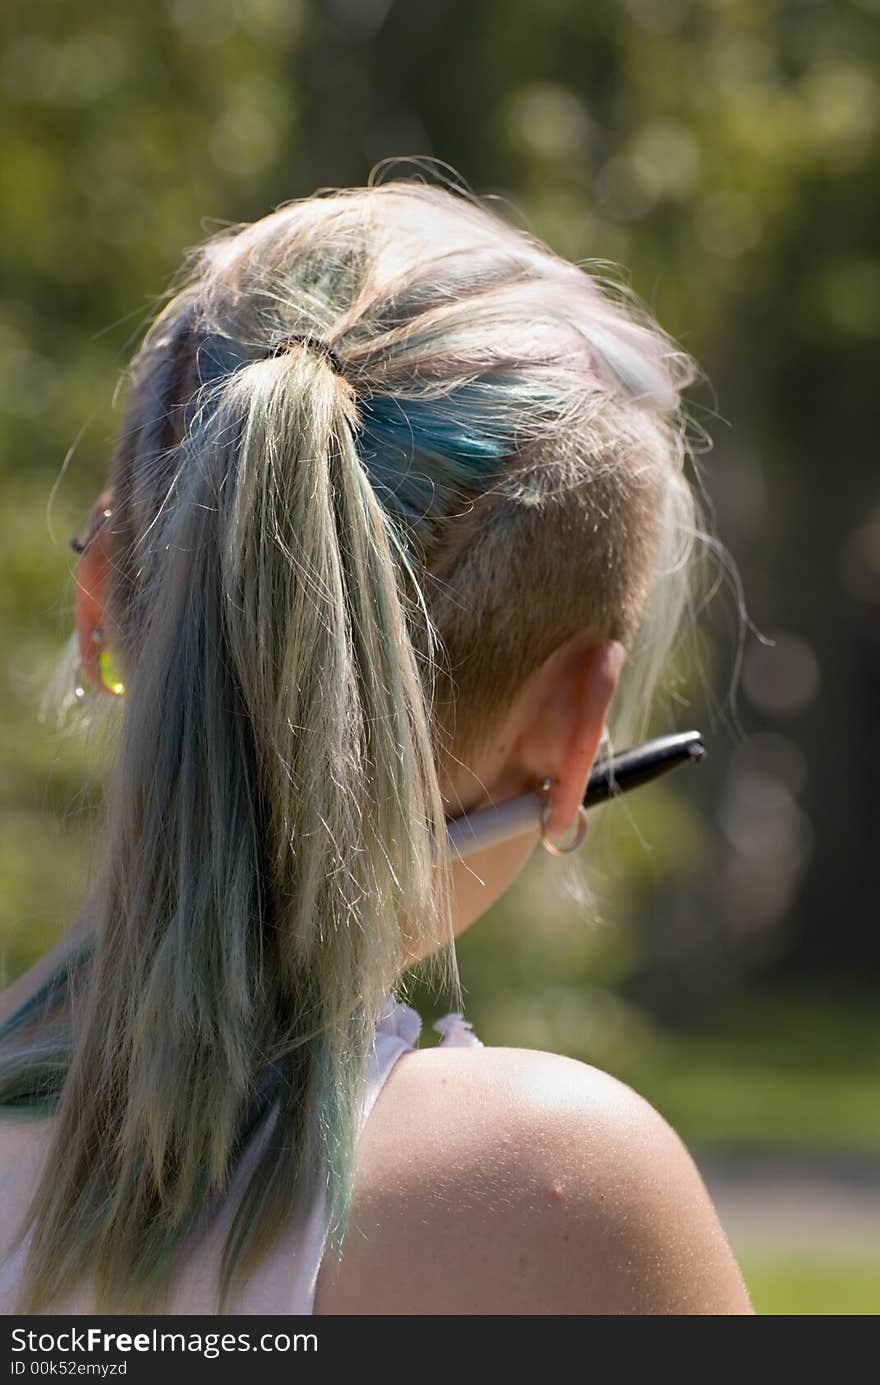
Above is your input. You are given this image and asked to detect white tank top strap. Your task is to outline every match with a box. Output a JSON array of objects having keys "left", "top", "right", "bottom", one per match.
[
  {"left": 228, "top": 993, "right": 482, "bottom": 1314},
  {"left": 0, "top": 997, "right": 482, "bottom": 1316}
]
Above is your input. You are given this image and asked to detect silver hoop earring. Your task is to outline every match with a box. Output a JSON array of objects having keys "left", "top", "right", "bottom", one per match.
[{"left": 537, "top": 778, "right": 589, "bottom": 856}]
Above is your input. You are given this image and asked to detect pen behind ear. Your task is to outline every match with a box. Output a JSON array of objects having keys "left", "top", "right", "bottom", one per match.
[
  {"left": 445, "top": 730, "right": 706, "bottom": 859},
  {"left": 584, "top": 730, "right": 705, "bottom": 807}
]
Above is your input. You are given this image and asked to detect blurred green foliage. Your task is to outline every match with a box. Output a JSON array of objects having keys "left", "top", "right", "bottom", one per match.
[{"left": 412, "top": 876, "right": 880, "bottom": 1153}]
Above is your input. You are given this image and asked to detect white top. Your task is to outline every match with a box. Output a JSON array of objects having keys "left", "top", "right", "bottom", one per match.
[{"left": 0, "top": 995, "right": 482, "bottom": 1315}]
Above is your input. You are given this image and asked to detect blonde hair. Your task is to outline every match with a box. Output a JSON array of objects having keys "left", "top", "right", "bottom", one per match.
[{"left": 0, "top": 176, "right": 703, "bottom": 1313}]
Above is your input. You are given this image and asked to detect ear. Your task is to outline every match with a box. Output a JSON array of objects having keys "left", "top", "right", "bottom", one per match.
[
  {"left": 525, "top": 637, "right": 626, "bottom": 837},
  {"left": 74, "top": 496, "right": 113, "bottom": 693}
]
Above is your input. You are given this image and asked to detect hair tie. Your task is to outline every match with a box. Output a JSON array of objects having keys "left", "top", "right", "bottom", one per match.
[{"left": 271, "top": 334, "right": 343, "bottom": 376}]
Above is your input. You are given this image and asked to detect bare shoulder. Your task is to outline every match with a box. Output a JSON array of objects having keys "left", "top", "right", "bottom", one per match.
[{"left": 314, "top": 1044, "right": 753, "bottom": 1315}]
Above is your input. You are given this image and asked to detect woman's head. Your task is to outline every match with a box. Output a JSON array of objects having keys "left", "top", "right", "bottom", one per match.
[
  {"left": 100, "top": 181, "right": 696, "bottom": 757},
  {"left": 90, "top": 178, "right": 699, "bottom": 936},
  {"left": 8, "top": 176, "right": 703, "bottom": 1314}
]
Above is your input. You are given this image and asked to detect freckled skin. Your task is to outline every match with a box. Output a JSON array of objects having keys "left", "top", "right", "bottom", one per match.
[{"left": 314, "top": 1047, "right": 753, "bottom": 1314}]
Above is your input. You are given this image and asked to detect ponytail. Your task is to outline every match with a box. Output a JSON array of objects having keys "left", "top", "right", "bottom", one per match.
[{"left": 1, "top": 334, "right": 458, "bottom": 1314}]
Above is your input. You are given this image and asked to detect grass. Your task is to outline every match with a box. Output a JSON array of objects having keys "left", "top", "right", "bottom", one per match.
[{"left": 741, "top": 1254, "right": 880, "bottom": 1315}]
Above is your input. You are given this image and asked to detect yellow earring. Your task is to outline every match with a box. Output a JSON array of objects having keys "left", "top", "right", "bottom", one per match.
[
  {"left": 97, "top": 647, "right": 126, "bottom": 697},
  {"left": 91, "top": 626, "right": 126, "bottom": 697}
]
